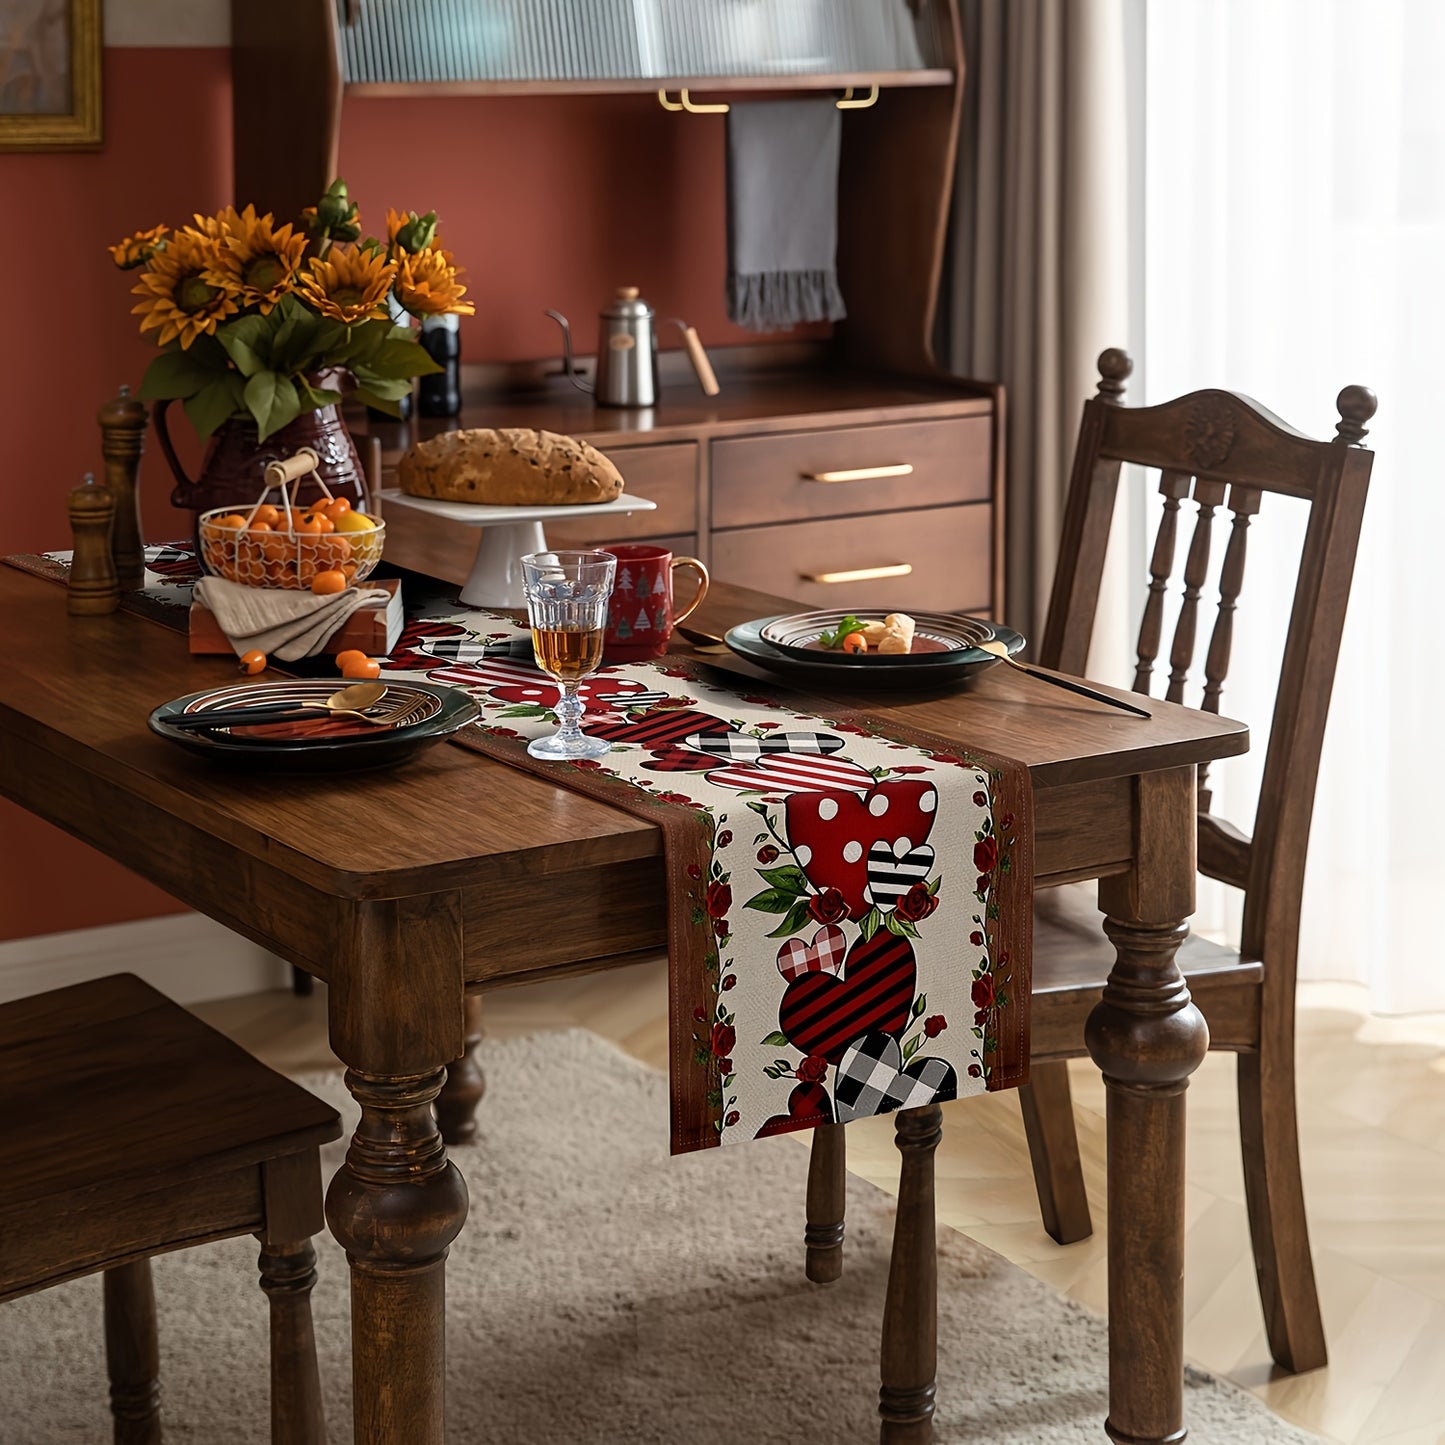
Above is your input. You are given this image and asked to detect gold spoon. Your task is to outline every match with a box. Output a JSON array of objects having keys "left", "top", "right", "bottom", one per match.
[
  {"left": 977, "top": 641, "right": 1151, "bottom": 718},
  {"left": 171, "top": 681, "right": 393, "bottom": 730}
]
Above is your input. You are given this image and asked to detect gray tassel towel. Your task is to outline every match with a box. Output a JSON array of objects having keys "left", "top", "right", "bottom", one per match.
[{"left": 726, "top": 98, "right": 848, "bottom": 332}]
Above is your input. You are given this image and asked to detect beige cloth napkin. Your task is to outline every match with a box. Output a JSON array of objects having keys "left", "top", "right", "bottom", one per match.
[{"left": 193, "top": 576, "right": 390, "bottom": 662}]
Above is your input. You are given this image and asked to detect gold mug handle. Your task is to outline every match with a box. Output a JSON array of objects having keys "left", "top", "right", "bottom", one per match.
[{"left": 670, "top": 556, "right": 710, "bottom": 626}]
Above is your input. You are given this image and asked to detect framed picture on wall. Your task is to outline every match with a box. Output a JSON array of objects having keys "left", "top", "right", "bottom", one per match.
[{"left": 0, "top": 0, "right": 101, "bottom": 151}]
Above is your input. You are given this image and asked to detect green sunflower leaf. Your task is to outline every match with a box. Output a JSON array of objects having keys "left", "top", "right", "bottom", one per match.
[
  {"left": 182, "top": 373, "right": 245, "bottom": 438},
  {"left": 137, "top": 346, "right": 228, "bottom": 402},
  {"left": 242, "top": 370, "right": 302, "bottom": 441}
]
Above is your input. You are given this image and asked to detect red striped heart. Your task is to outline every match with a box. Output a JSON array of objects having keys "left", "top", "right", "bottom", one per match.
[
  {"left": 705, "top": 753, "right": 876, "bottom": 796},
  {"left": 777, "top": 930, "right": 916, "bottom": 1064}
]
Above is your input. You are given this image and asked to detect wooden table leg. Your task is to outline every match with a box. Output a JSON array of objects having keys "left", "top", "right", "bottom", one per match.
[
  {"left": 806, "top": 1121, "right": 847, "bottom": 1283},
  {"left": 437, "top": 992, "right": 486, "bottom": 1146},
  {"left": 324, "top": 897, "right": 469, "bottom": 1445},
  {"left": 1085, "top": 769, "right": 1209, "bottom": 1445},
  {"left": 878, "top": 1103, "right": 941, "bottom": 1444},
  {"left": 103, "top": 1259, "right": 161, "bottom": 1445}
]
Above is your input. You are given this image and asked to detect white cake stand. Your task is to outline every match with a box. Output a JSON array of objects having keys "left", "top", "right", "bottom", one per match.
[{"left": 382, "top": 490, "right": 658, "bottom": 607}]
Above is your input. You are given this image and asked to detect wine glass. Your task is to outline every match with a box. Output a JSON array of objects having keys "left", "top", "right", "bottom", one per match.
[{"left": 521, "top": 549, "right": 618, "bottom": 760}]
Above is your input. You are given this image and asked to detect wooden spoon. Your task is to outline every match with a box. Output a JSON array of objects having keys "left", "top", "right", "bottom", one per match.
[{"left": 977, "top": 641, "right": 1151, "bottom": 718}]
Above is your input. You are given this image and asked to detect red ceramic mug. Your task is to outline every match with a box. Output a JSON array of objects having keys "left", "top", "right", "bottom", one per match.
[{"left": 602, "top": 544, "right": 710, "bottom": 661}]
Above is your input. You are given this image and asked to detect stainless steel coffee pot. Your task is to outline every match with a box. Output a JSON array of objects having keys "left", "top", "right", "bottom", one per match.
[{"left": 546, "top": 286, "right": 658, "bottom": 408}]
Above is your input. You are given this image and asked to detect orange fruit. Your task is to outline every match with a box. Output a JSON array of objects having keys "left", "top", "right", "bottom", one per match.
[
  {"left": 254, "top": 504, "right": 281, "bottom": 527},
  {"left": 311, "top": 569, "right": 347, "bottom": 595},
  {"left": 323, "top": 497, "right": 352, "bottom": 521},
  {"left": 238, "top": 649, "right": 267, "bottom": 675},
  {"left": 340, "top": 657, "right": 381, "bottom": 680},
  {"left": 295, "top": 514, "right": 327, "bottom": 535},
  {"left": 215, "top": 513, "right": 247, "bottom": 530},
  {"left": 248, "top": 521, "right": 273, "bottom": 533},
  {"left": 335, "top": 649, "right": 368, "bottom": 670}
]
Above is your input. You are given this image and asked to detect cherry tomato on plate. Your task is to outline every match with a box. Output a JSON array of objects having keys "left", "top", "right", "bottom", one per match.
[{"left": 841, "top": 631, "right": 867, "bottom": 654}]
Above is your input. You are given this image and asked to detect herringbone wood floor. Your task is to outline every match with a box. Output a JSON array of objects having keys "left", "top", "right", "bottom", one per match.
[{"left": 198, "top": 969, "right": 1445, "bottom": 1445}]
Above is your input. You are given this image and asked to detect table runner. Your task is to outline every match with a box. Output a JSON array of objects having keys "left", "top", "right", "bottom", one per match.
[{"left": 6, "top": 552, "right": 1033, "bottom": 1154}]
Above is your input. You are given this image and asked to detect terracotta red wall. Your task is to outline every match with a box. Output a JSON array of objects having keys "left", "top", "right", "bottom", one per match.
[{"left": 1, "top": 52, "right": 810, "bottom": 943}]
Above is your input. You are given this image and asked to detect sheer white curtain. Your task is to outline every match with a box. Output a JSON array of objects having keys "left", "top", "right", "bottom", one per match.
[{"left": 1142, "top": 1, "right": 1445, "bottom": 1011}]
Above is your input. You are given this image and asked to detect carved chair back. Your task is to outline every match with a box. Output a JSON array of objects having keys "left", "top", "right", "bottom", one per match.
[{"left": 1040, "top": 351, "right": 1375, "bottom": 1019}]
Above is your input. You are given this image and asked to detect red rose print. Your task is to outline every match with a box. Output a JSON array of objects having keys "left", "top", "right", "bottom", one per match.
[
  {"left": 706, "top": 881, "right": 732, "bottom": 918},
  {"left": 692, "top": 1005, "right": 706, "bottom": 1022},
  {"left": 923, "top": 1014, "right": 947, "bottom": 1039},
  {"left": 571, "top": 755, "right": 602, "bottom": 768},
  {"left": 757, "top": 845, "right": 780, "bottom": 863},
  {"left": 973, "top": 790, "right": 987, "bottom": 806},
  {"left": 652, "top": 695, "right": 696, "bottom": 710},
  {"left": 718, "top": 1057, "right": 733, "bottom": 1074},
  {"left": 711, "top": 1022, "right": 737, "bottom": 1059},
  {"left": 656, "top": 791, "right": 692, "bottom": 805},
  {"left": 976, "top": 874, "right": 991, "bottom": 894},
  {"left": 687, "top": 864, "right": 703, "bottom": 880},
  {"left": 808, "top": 888, "right": 849, "bottom": 925},
  {"left": 740, "top": 695, "right": 774, "bottom": 706},
  {"left": 725, "top": 1110, "right": 740, "bottom": 1127},
  {"left": 717, "top": 830, "right": 733, "bottom": 848},
  {"left": 971, "top": 975, "right": 996, "bottom": 1009},
  {"left": 974, "top": 836, "right": 999, "bottom": 873},
  {"left": 969, "top": 931, "right": 985, "bottom": 946},
  {"left": 756, "top": 721, "right": 781, "bottom": 730},
  {"left": 931, "top": 752, "right": 962, "bottom": 765},
  {"left": 1002, "top": 813, "right": 1015, "bottom": 828},
  {"left": 796, "top": 1054, "right": 829, "bottom": 1084},
  {"left": 721, "top": 974, "right": 737, "bottom": 990},
  {"left": 968, "top": 1063, "right": 982, "bottom": 1078},
  {"left": 895, "top": 883, "right": 938, "bottom": 923},
  {"left": 974, "top": 1008, "right": 990, "bottom": 1026},
  {"left": 889, "top": 765, "right": 932, "bottom": 774}
]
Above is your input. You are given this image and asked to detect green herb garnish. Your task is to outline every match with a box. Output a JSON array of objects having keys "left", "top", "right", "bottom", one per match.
[{"left": 818, "top": 615, "right": 866, "bottom": 650}]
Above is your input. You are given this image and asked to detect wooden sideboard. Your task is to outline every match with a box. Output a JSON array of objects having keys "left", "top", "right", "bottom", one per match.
[{"left": 368, "top": 352, "right": 1004, "bottom": 618}]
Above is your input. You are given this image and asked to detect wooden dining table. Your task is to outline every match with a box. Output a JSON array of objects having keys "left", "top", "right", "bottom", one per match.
[{"left": 0, "top": 559, "right": 1247, "bottom": 1445}]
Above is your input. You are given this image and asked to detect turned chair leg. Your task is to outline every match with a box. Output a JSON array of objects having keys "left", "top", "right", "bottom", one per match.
[
  {"left": 1238, "top": 1048, "right": 1327, "bottom": 1373},
  {"left": 1018, "top": 1060, "right": 1094, "bottom": 1245},
  {"left": 878, "top": 1103, "right": 942, "bottom": 1444},
  {"left": 258, "top": 1238, "right": 327, "bottom": 1445},
  {"left": 806, "top": 1121, "right": 847, "bottom": 1283},
  {"left": 103, "top": 1259, "right": 162, "bottom": 1445},
  {"left": 436, "top": 993, "right": 486, "bottom": 1146}
]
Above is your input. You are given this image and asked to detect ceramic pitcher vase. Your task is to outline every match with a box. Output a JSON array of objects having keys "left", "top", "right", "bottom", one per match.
[{"left": 154, "top": 396, "right": 367, "bottom": 526}]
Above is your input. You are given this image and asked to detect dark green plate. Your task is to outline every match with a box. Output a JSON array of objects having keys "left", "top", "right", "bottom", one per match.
[{"left": 725, "top": 616, "right": 1027, "bottom": 692}]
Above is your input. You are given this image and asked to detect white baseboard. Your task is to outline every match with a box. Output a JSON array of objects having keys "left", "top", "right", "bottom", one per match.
[{"left": 0, "top": 913, "right": 292, "bottom": 1007}]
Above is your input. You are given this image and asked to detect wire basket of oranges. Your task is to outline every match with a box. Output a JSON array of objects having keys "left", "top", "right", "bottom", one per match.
[{"left": 199, "top": 494, "right": 385, "bottom": 593}]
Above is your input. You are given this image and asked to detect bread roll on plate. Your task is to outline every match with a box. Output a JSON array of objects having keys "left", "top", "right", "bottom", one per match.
[{"left": 875, "top": 612, "right": 917, "bottom": 655}]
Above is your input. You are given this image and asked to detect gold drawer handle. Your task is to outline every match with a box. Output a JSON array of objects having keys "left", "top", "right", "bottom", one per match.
[
  {"left": 802, "top": 463, "right": 915, "bottom": 483},
  {"left": 801, "top": 563, "right": 914, "bottom": 585}
]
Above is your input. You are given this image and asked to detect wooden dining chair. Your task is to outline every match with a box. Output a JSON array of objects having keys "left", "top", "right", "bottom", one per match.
[
  {"left": 804, "top": 351, "right": 1375, "bottom": 1380},
  {"left": 2, "top": 973, "right": 342, "bottom": 1442}
]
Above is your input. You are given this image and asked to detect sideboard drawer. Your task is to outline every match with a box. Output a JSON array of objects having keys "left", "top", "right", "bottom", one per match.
[
  {"left": 711, "top": 504, "right": 993, "bottom": 613},
  {"left": 711, "top": 417, "right": 991, "bottom": 530},
  {"left": 606, "top": 443, "right": 698, "bottom": 529}
]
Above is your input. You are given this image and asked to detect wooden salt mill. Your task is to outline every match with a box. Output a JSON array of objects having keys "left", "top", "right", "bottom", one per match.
[
  {"left": 97, "top": 383, "right": 148, "bottom": 589},
  {"left": 67, "top": 473, "right": 120, "bottom": 616}
]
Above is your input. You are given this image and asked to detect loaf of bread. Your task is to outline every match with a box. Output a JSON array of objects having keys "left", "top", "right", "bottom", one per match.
[{"left": 397, "top": 428, "right": 625, "bottom": 506}]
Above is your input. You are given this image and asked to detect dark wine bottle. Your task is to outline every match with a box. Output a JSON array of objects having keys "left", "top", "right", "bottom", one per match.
[{"left": 418, "top": 313, "right": 462, "bottom": 418}]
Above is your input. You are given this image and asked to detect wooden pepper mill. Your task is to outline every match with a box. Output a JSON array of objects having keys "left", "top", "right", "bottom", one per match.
[
  {"left": 67, "top": 473, "right": 120, "bottom": 615},
  {"left": 97, "top": 383, "right": 148, "bottom": 589}
]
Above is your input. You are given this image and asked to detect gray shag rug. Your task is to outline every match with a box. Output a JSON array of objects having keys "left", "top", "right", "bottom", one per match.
[{"left": 8, "top": 1029, "right": 1322, "bottom": 1443}]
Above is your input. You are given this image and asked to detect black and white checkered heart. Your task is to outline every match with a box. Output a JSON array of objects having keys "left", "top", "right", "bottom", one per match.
[
  {"left": 833, "top": 1032, "right": 958, "bottom": 1123},
  {"left": 682, "top": 731, "right": 845, "bottom": 761},
  {"left": 865, "top": 840, "right": 935, "bottom": 910}
]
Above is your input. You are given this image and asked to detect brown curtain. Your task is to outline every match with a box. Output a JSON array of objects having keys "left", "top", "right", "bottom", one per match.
[{"left": 939, "top": 0, "right": 1129, "bottom": 642}]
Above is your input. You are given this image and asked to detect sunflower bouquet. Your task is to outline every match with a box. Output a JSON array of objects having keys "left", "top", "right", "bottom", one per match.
[{"left": 110, "top": 179, "right": 473, "bottom": 441}]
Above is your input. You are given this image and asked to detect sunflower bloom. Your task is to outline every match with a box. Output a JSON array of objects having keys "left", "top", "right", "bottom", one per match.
[
  {"left": 297, "top": 245, "right": 396, "bottom": 323},
  {"left": 109, "top": 224, "right": 170, "bottom": 270},
  {"left": 386, "top": 206, "right": 437, "bottom": 254},
  {"left": 206, "top": 208, "right": 307, "bottom": 313},
  {"left": 130, "top": 229, "right": 241, "bottom": 349},
  {"left": 395, "top": 244, "right": 475, "bottom": 317},
  {"left": 190, "top": 205, "right": 245, "bottom": 241}
]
